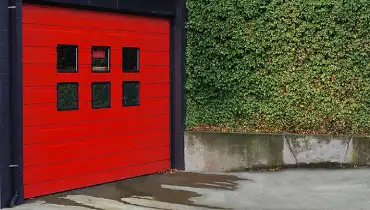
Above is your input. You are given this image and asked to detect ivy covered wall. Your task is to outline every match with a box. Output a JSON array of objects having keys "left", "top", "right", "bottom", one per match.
[{"left": 186, "top": 0, "right": 370, "bottom": 134}]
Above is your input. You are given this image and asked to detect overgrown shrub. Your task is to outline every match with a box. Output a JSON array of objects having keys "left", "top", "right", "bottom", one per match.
[{"left": 186, "top": 0, "right": 370, "bottom": 135}]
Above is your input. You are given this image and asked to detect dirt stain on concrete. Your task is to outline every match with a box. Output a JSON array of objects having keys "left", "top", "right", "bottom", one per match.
[{"left": 40, "top": 172, "right": 250, "bottom": 209}]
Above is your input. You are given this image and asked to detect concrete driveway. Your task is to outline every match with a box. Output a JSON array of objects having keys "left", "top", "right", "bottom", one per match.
[{"left": 8, "top": 169, "right": 370, "bottom": 210}]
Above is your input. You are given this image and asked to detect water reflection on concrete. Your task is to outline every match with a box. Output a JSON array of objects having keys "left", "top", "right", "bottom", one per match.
[{"left": 39, "top": 172, "right": 249, "bottom": 210}]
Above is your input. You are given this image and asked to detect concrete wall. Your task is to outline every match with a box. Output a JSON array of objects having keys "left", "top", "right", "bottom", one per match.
[{"left": 185, "top": 132, "right": 370, "bottom": 172}]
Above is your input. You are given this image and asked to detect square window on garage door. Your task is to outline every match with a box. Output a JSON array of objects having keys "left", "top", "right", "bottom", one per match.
[
  {"left": 92, "top": 82, "right": 111, "bottom": 109},
  {"left": 122, "top": 47, "right": 139, "bottom": 72},
  {"left": 57, "top": 83, "right": 78, "bottom": 111},
  {"left": 92, "top": 46, "right": 110, "bottom": 72},
  {"left": 57, "top": 45, "right": 78, "bottom": 72},
  {"left": 122, "top": 81, "right": 140, "bottom": 106}
]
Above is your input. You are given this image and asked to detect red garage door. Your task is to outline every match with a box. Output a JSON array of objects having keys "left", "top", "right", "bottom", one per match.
[{"left": 22, "top": 4, "right": 170, "bottom": 198}]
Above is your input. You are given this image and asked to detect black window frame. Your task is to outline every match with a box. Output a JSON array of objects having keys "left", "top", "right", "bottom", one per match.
[
  {"left": 57, "top": 82, "right": 79, "bottom": 111},
  {"left": 122, "top": 47, "right": 140, "bottom": 72},
  {"left": 91, "top": 82, "right": 112, "bottom": 109},
  {"left": 57, "top": 44, "right": 78, "bottom": 73},
  {"left": 91, "top": 46, "right": 111, "bottom": 73},
  {"left": 122, "top": 81, "right": 140, "bottom": 107}
]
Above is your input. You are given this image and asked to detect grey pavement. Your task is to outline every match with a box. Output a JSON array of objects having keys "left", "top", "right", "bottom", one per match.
[{"left": 7, "top": 169, "right": 370, "bottom": 210}]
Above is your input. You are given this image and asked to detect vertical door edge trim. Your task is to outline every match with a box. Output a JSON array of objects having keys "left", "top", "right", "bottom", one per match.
[
  {"left": 170, "top": 0, "right": 186, "bottom": 170},
  {"left": 10, "top": 0, "right": 25, "bottom": 207}
]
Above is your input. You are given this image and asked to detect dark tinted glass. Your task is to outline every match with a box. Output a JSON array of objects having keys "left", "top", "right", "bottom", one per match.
[
  {"left": 122, "top": 81, "right": 140, "bottom": 106},
  {"left": 92, "top": 82, "right": 111, "bottom": 109},
  {"left": 122, "top": 47, "right": 139, "bottom": 72},
  {"left": 57, "top": 45, "right": 78, "bottom": 72},
  {"left": 57, "top": 83, "right": 78, "bottom": 111},
  {"left": 92, "top": 46, "right": 110, "bottom": 72}
]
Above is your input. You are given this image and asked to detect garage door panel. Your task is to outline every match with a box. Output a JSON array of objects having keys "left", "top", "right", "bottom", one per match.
[
  {"left": 141, "top": 51, "right": 170, "bottom": 66},
  {"left": 23, "top": 74, "right": 170, "bottom": 87},
  {"left": 24, "top": 98, "right": 169, "bottom": 126},
  {"left": 23, "top": 28, "right": 85, "bottom": 45},
  {"left": 23, "top": 46, "right": 89, "bottom": 65},
  {"left": 24, "top": 160, "right": 169, "bottom": 199},
  {"left": 23, "top": 47, "right": 170, "bottom": 66},
  {"left": 23, "top": 85, "right": 163, "bottom": 105},
  {"left": 23, "top": 26, "right": 170, "bottom": 51},
  {"left": 23, "top": 65, "right": 170, "bottom": 86},
  {"left": 23, "top": 5, "right": 170, "bottom": 34},
  {"left": 23, "top": 4, "right": 171, "bottom": 198},
  {"left": 24, "top": 115, "right": 169, "bottom": 144},
  {"left": 24, "top": 146, "right": 170, "bottom": 185},
  {"left": 24, "top": 130, "right": 170, "bottom": 167},
  {"left": 24, "top": 83, "right": 169, "bottom": 104}
]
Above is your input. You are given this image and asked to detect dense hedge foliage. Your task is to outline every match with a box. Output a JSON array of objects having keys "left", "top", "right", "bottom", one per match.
[{"left": 186, "top": 0, "right": 370, "bottom": 134}]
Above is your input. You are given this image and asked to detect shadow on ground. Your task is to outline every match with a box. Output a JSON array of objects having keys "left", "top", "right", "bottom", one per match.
[{"left": 40, "top": 172, "right": 251, "bottom": 210}]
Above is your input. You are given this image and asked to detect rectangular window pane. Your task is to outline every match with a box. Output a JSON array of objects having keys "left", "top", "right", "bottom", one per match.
[
  {"left": 122, "top": 47, "right": 139, "bottom": 72},
  {"left": 57, "top": 83, "right": 78, "bottom": 111},
  {"left": 92, "top": 82, "right": 111, "bottom": 109},
  {"left": 92, "top": 46, "right": 110, "bottom": 72},
  {"left": 122, "top": 81, "right": 140, "bottom": 106},
  {"left": 57, "top": 45, "right": 78, "bottom": 72}
]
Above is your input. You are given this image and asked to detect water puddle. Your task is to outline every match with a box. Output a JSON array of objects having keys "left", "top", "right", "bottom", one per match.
[{"left": 39, "top": 172, "right": 251, "bottom": 209}]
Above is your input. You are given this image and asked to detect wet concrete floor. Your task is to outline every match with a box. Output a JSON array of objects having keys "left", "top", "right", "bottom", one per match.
[{"left": 8, "top": 169, "right": 370, "bottom": 210}]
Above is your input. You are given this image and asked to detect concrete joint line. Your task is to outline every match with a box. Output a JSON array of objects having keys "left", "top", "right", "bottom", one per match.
[
  {"left": 284, "top": 135, "right": 298, "bottom": 164},
  {"left": 342, "top": 136, "right": 353, "bottom": 166},
  {"left": 345, "top": 136, "right": 353, "bottom": 156}
]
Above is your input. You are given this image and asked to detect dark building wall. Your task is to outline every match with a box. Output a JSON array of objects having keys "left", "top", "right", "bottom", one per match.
[
  {"left": 0, "top": 0, "right": 11, "bottom": 208},
  {"left": 1, "top": 0, "right": 23, "bottom": 208},
  {"left": 11, "top": 0, "right": 24, "bottom": 207}
]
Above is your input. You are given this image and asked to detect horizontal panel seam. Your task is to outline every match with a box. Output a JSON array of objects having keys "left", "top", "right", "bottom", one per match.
[
  {"left": 23, "top": 46, "right": 170, "bottom": 53},
  {"left": 24, "top": 113, "right": 169, "bottom": 128},
  {"left": 23, "top": 63, "right": 170, "bottom": 66},
  {"left": 23, "top": 82, "right": 170, "bottom": 85},
  {"left": 24, "top": 158, "right": 170, "bottom": 185},
  {"left": 25, "top": 144, "right": 170, "bottom": 168},
  {"left": 24, "top": 96, "right": 168, "bottom": 105},
  {"left": 22, "top": 22, "right": 170, "bottom": 35},
  {"left": 22, "top": 82, "right": 170, "bottom": 87},
  {"left": 25, "top": 128, "right": 170, "bottom": 146}
]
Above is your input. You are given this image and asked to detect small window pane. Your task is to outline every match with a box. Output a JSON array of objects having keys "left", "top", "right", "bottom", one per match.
[
  {"left": 57, "top": 45, "right": 78, "bottom": 72},
  {"left": 122, "top": 81, "right": 140, "bottom": 106},
  {"left": 92, "top": 82, "right": 111, "bottom": 109},
  {"left": 57, "top": 83, "right": 78, "bottom": 111},
  {"left": 122, "top": 47, "right": 139, "bottom": 72},
  {"left": 92, "top": 46, "right": 110, "bottom": 72}
]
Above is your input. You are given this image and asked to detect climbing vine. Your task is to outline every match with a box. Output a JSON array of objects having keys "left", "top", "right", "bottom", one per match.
[{"left": 186, "top": 0, "right": 370, "bottom": 134}]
